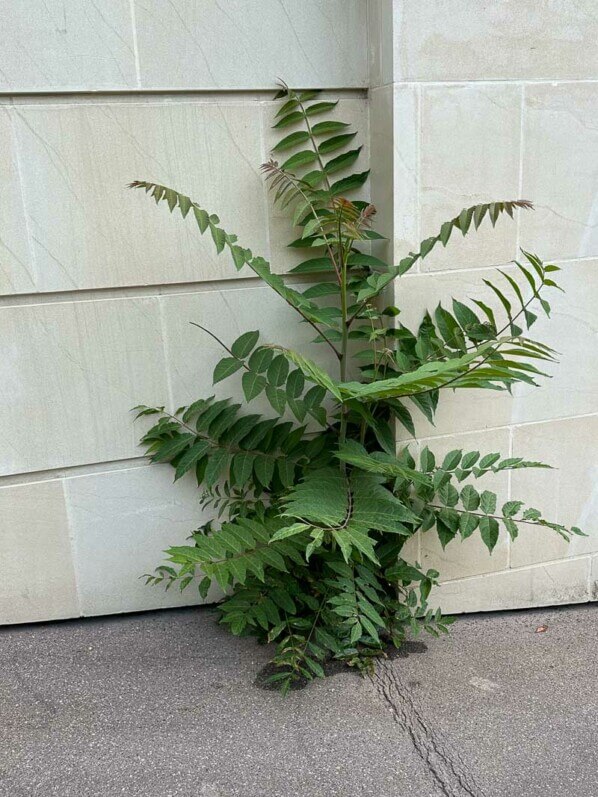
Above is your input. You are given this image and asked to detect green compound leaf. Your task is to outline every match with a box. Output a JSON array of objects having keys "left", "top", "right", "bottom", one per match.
[
  {"left": 242, "top": 371, "right": 267, "bottom": 402},
  {"left": 231, "top": 331, "right": 260, "bottom": 359},
  {"left": 213, "top": 357, "right": 243, "bottom": 384}
]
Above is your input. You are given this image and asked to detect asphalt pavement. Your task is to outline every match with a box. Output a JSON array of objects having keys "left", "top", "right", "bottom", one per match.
[{"left": 1, "top": 602, "right": 596, "bottom": 796}]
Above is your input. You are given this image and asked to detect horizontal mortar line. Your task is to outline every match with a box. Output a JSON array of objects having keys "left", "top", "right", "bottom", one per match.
[
  {"left": 1, "top": 253, "right": 592, "bottom": 307},
  {"left": 0, "top": 271, "right": 320, "bottom": 308},
  {"left": 403, "top": 261, "right": 526, "bottom": 279},
  {"left": 4, "top": 412, "right": 597, "bottom": 487},
  {"left": 374, "top": 78, "right": 598, "bottom": 88},
  {"left": 417, "top": 411, "right": 598, "bottom": 443},
  {"left": 0, "top": 456, "right": 151, "bottom": 487},
  {"left": 0, "top": 87, "right": 367, "bottom": 104},
  {"left": 509, "top": 410, "right": 598, "bottom": 429},
  {"left": 439, "top": 553, "right": 593, "bottom": 586},
  {"left": 406, "top": 255, "right": 598, "bottom": 279}
]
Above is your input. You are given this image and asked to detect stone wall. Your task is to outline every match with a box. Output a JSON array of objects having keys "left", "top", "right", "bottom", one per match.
[
  {"left": 0, "top": 1, "right": 368, "bottom": 622},
  {"left": 369, "top": 0, "right": 598, "bottom": 613},
  {"left": 0, "top": 1, "right": 596, "bottom": 623}
]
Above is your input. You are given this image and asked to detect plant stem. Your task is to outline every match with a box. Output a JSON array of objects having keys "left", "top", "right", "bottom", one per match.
[{"left": 338, "top": 214, "right": 349, "bottom": 448}]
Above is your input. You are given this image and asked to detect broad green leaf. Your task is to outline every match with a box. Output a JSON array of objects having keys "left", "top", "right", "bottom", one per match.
[
  {"left": 265, "top": 384, "right": 286, "bottom": 415},
  {"left": 461, "top": 451, "right": 480, "bottom": 469},
  {"left": 231, "top": 330, "right": 259, "bottom": 359},
  {"left": 442, "top": 450, "right": 462, "bottom": 471},
  {"left": 248, "top": 347, "right": 274, "bottom": 373},
  {"left": 151, "top": 434, "right": 193, "bottom": 463},
  {"left": 287, "top": 398, "right": 307, "bottom": 423},
  {"left": 335, "top": 527, "right": 379, "bottom": 564},
  {"left": 479, "top": 452, "right": 501, "bottom": 469},
  {"left": 224, "top": 414, "right": 261, "bottom": 445},
  {"left": 277, "top": 458, "right": 296, "bottom": 488},
  {"left": 438, "top": 508, "right": 459, "bottom": 533},
  {"left": 436, "top": 518, "right": 457, "bottom": 548},
  {"left": 209, "top": 404, "right": 240, "bottom": 438},
  {"left": 503, "top": 517, "right": 519, "bottom": 541},
  {"left": 459, "top": 513, "right": 479, "bottom": 539},
  {"left": 438, "top": 482, "right": 459, "bottom": 507},
  {"left": 480, "top": 490, "right": 497, "bottom": 514},
  {"left": 338, "top": 340, "right": 499, "bottom": 401},
  {"left": 522, "top": 508, "right": 542, "bottom": 521},
  {"left": 350, "top": 621, "right": 363, "bottom": 644},
  {"left": 210, "top": 225, "right": 226, "bottom": 253},
  {"left": 311, "top": 120, "right": 350, "bottom": 135},
  {"left": 242, "top": 371, "right": 267, "bottom": 401},
  {"left": 336, "top": 441, "right": 431, "bottom": 487},
  {"left": 305, "top": 101, "right": 338, "bottom": 117},
  {"left": 452, "top": 299, "right": 479, "bottom": 331},
  {"left": 267, "top": 354, "right": 290, "bottom": 386},
  {"left": 281, "top": 150, "right": 317, "bottom": 171},
  {"left": 204, "top": 449, "right": 230, "bottom": 486},
  {"left": 289, "top": 257, "right": 334, "bottom": 274},
  {"left": 302, "top": 282, "right": 340, "bottom": 299},
  {"left": 502, "top": 500, "right": 524, "bottom": 518},
  {"left": 286, "top": 369, "right": 305, "bottom": 398},
  {"left": 347, "top": 253, "right": 388, "bottom": 269},
  {"left": 193, "top": 206, "right": 209, "bottom": 232},
  {"left": 273, "top": 110, "right": 303, "bottom": 128},
  {"left": 272, "top": 130, "right": 310, "bottom": 151},
  {"left": 254, "top": 454, "right": 275, "bottom": 488},
  {"left": 330, "top": 170, "right": 370, "bottom": 196},
  {"left": 318, "top": 132, "right": 357, "bottom": 154},
  {"left": 232, "top": 452, "right": 256, "bottom": 485},
  {"left": 420, "top": 446, "right": 435, "bottom": 472},
  {"left": 174, "top": 439, "right": 211, "bottom": 481},
  {"left": 270, "top": 523, "right": 310, "bottom": 542},
  {"left": 479, "top": 516, "right": 500, "bottom": 552},
  {"left": 388, "top": 400, "right": 416, "bottom": 437},
  {"left": 303, "top": 384, "right": 326, "bottom": 409},
  {"left": 460, "top": 485, "right": 480, "bottom": 511},
  {"left": 213, "top": 357, "right": 243, "bottom": 384},
  {"left": 270, "top": 346, "right": 341, "bottom": 400},
  {"left": 325, "top": 147, "right": 362, "bottom": 174}
]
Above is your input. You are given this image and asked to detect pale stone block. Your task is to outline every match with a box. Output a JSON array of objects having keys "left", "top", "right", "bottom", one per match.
[
  {"left": 432, "top": 557, "right": 591, "bottom": 615},
  {"left": 510, "top": 417, "right": 598, "bottom": 568},
  {"left": 368, "top": 84, "right": 420, "bottom": 263},
  {"left": 66, "top": 465, "right": 217, "bottom": 616},
  {"left": 419, "top": 85, "right": 521, "bottom": 272},
  {"left": 508, "top": 259, "right": 598, "bottom": 424},
  {"left": 135, "top": 0, "right": 368, "bottom": 89},
  {"left": 0, "top": 298, "right": 168, "bottom": 475},
  {"left": 262, "top": 98, "right": 370, "bottom": 273},
  {"left": 369, "top": 86, "right": 395, "bottom": 259},
  {"left": 0, "top": 480, "right": 79, "bottom": 623},
  {"left": 0, "top": 109, "right": 35, "bottom": 295},
  {"left": 521, "top": 83, "right": 598, "bottom": 261},
  {"left": 392, "top": 258, "right": 597, "bottom": 438},
  {"left": 13, "top": 101, "right": 267, "bottom": 292},
  {"left": 368, "top": 0, "right": 394, "bottom": 89},
  {"left": 398, "top": 531, "right": 420, "bottom": 566},
  {"left": 417, "top": 429, "right": 510, "bottom": 581},
  {"left": 391, "top": 84, "right": 420, "bottom": 261},
  {"left": 393, "top": 0, "right": 598, "bottom": 82},
  {"left": 0, "top": 0, "right": 137, "bottom": 91}
]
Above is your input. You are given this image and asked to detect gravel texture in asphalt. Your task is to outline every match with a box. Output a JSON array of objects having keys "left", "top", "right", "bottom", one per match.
[{"left": 1, "top": 603, "right": 596, "bottom": 796}]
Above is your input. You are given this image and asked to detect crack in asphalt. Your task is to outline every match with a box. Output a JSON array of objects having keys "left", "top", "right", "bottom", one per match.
[{"left": 370, "top": 660, "right": 486, "bottom": 797}]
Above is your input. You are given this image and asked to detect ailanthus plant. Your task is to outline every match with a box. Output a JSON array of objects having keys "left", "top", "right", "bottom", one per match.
[{"left": 130, "top": 85, "right": 584, "bottom": 693}]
